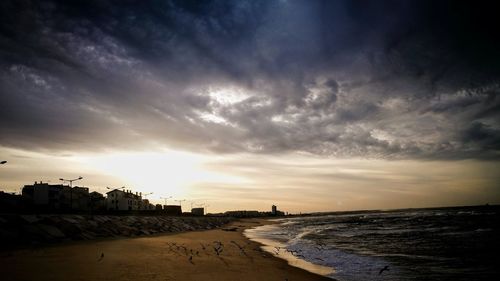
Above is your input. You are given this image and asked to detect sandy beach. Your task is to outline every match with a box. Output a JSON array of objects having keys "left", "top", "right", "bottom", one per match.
[{"left": 0, "top": 218, "right": 332, "bottom": 281}]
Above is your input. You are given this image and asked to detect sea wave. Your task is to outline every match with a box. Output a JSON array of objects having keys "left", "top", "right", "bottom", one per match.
[{"left": 244, "top": 206, "right": 500, "bottom": 281}]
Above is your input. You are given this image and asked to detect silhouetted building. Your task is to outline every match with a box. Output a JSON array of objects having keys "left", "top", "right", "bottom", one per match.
[
  {"left": 106, "top": 189, "right": 142, "bottom": 211},
  {"left": 140, "top": 199, "right": 154, "bottom": 210},
  {"left": 22, "top": 182, "right": 63, "bottom": 210},
  {"left": 62, "top": 186, "right": 89, "bottom": 211},
  {"left": 21, "top": 181, "right": 90, "bottom": 212},
  {"left": 191, "top": 207, "right": 204, "bottom": 216},
  {"left": 270, "top": 204, "right": 285, "bottom": 216},
  {"left": 89, "top": 191, "right": 106, "bottom": 211},
  {"left": 163, "top": 205, "right": 182, "bottom": 215},
  {"left": 0, "top": 191, "right": 23, "bottom": 212},
  {"left": 224, "top": 210, "right": 261, "bottom": 218},
  {"left": 155, "top": 204, "right": 163, "bottom": 210}
]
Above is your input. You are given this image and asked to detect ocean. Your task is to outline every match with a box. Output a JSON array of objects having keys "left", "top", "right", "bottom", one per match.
[{"left": 244, "top": 206, "right": 499, "bottom": 281}]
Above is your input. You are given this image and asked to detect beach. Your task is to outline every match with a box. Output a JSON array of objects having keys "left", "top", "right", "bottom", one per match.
[{"left": 0, "top": 218, "right": 332, "bottom": 281}]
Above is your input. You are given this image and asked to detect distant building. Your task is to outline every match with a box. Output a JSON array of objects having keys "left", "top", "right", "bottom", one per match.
[
  {"left": 191, "top": 207, "right": 204, "bottom": 216},
  {"left": 89, "top": 191, "right": 106, "bottom": 211},
  {"left": 0, "top": 191, "right": 23, "bottom": 212},
  {"left": 21, "top": 182, "right": 91, "bottom": 212},
  {"left": 106, "top": 189, "right": 142, "bottom": 211},
  {"left": 224, "top": 210, "right": 261, "bottom": 218},
  {"left": 163, "top": 205, "right": 182, "bottom": 215},
  {"left": 140, "top": 199, "right": 154, "bottom": 210},
  {"left": 271, "top": 204, "right": 285, "bottom": 216},
  {"left": 61, "top": 186, "right": 90, "bottom": 211},
  {"left": 22, "top": 182, "right": 65, "bottom": 210}
]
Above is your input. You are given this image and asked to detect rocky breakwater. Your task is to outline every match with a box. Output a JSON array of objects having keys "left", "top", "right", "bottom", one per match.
[{"left": 0, "top": 214, "right": 233, "bottom": 250}]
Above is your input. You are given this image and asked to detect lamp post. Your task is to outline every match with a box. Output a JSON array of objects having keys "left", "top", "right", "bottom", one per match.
[
  {"left": 59, "top": 176, "right": 83, "bottom": 187},
  {"left": 160, "top": 196, "right": 172, "bottom": 206},
  {"left": 175, "top": 199, "right": 186, "bottom": 206},
  {"left": 59, "top": 176, "right": 83, "bottom": 211},
  {"left": 106, "top": 186, "right": 126, "bottom": 190},
  {"left": 174, "top": 199, "right": 186, "bottom": 213},
  {"left": 141, "top": 192, "right": 153, "bottom": 210}
]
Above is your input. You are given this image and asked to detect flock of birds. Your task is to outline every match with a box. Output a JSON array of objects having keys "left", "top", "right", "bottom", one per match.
[
  {"left": 96, "top": 234, "right": 390, "bottom": 277},
  {"left": 272, "top": 241, "right": 328, "bottom": 261},
  {"left": 162, "top": 240, "right": 259, "bottom": 265}
]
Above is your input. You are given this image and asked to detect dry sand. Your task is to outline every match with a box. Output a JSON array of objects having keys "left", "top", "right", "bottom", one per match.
[{"left": 0, "top": 218, "right": 332, "bottom": 281}]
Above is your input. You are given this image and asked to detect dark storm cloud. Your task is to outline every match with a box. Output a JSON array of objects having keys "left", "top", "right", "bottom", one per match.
[{"left": 1, "top": 0, "right": 499, "bottom": 159}]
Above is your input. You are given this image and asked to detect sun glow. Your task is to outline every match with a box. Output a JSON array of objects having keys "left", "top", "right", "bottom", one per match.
[{"left": 74, "top": 150, "right": 248, "bottom": 201}]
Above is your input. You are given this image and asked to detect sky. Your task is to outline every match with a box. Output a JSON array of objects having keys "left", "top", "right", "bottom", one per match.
[{"left": 0, "top": 0, "right": 499, "bottom": 213}]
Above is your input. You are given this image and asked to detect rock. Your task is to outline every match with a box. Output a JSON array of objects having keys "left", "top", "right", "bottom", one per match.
[
  {"left": 62, "top": 217, "right": 79, "bottom": 224},
  {"left": 59, "top": 222, "right": 82, "bottom": 237},
  {"left": 37, "top": 224, "right": 66, "bottom": 239},
  {"left": 79, "top": 231, "right": 96, "bottom": 240},
  {"left": 0, "top": 228, "right": 18, "bottom": 241},
  {"left": 20, "top": 215, "right": 40, "bottom": 223},
  {"left": 0, "top": 213, "right": 234, "bottom": 248}
]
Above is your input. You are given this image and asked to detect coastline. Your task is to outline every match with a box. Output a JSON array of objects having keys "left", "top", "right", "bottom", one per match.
[
  {"left": 0, "top": 218, "right": 333, "bottom": 281},
  {"left": 244, "top": 221, "right": 335, "bottom": 278}
]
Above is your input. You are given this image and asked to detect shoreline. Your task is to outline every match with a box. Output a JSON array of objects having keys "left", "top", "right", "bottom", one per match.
[
  {"left": 0, "top": 218, "right": 333, "bottom": 281},
  {"left": 244, "top": 221, "right": 335, "bottom": 278}
]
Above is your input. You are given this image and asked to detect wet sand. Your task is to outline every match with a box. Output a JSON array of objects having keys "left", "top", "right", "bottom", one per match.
[{"left": 0, "top": 218, "right": 332, "bottom": 281}]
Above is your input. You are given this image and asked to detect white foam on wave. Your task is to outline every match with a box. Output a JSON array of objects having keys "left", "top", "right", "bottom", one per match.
[
  {"left": 244, "top": 221, "right": 399, "bottom": 281},
  {"left": 244, "top": 224, "right": 335, "bottom": 277},
  {"left": 287, "top": 240, "right": 396, "bottom": 281}
]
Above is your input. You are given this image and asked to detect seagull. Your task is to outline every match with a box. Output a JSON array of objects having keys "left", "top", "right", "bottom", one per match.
[
  {"left": 214, "top": 245, "right": 223, "bottom": 256},
  {"left": 379, "top": 265, "right": 389, "bottom": 275},
  {"left": 179, "top": 245, "right": 188, "bottom": 255},
  {"left": 274, "top": 247, "right": 281, "bottom": 255},
  {"left": 231, "top": 241, "right": 247, "bottom": 256}
]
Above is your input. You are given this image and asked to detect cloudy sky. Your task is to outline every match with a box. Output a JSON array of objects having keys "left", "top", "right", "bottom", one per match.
[{"left": 1, "top": 0, "right": 499, "bottom": 212}]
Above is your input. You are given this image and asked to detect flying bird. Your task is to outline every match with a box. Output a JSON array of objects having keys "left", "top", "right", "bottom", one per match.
[
  {"left": 274, "top": 246, "right": 281, "bottom": 255},
  {"left": 379, "top": 265, "right": 389, "bottom": 275}
]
